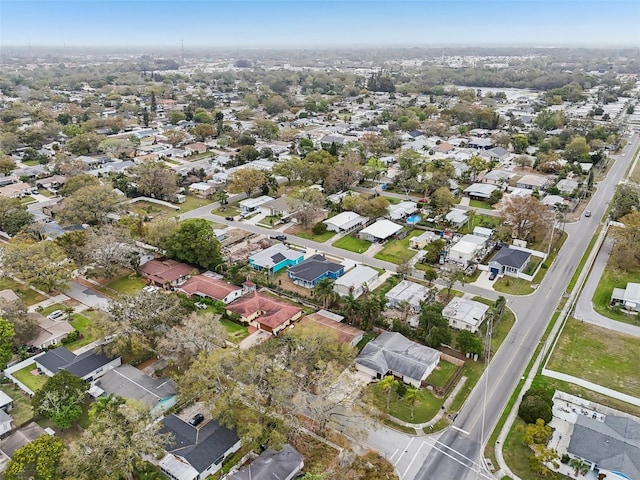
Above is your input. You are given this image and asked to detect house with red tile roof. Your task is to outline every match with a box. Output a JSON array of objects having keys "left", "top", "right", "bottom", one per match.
[
  {"left": 225, "top": 292, "right": 303, "bottom": 335},
  {"left": 139, "top": 259, "right": 196, "bottom": 288},
  {"left": 177, "top": 274, "right": 245, "bottom": 304}
]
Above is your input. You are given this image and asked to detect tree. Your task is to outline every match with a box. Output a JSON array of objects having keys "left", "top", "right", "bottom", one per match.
[
  {"left": 61, "top": 398, "right": 170, "bottom": 480},
  {"left": 141, "top": 216, "right": 179, "bottom": 249},
  {"left": 0, "top": 155, "right": 16, "bottom": 175},
  {"left": 132, "top": 162, "right": 179, "bottom": 199},
  {"left": 424, "top": 238, "right": 446, "bottom": 264},
  {"left": 610, "top": 182, "right": 640, "bottom": 221},
  {"left": 168, "top": 110, "right": 186, "bottom": 125},
  {"left": 569, "top": 458, "right": 589, "bottom": 477},
  {"left": 498, "top": 195, "right": 554, "bottom": 242},
  {"left": 456, "top": 330, "right": 483, "bottom": 356},
  {"left": 157, "top": 312, "right": 227, "bottom": 367},
  {"left": 379, "top": 375, "right": 398, "bottom": 410},
  {"left": 31, "top": 371, "right": 86, "bottom": 429},
  {"left": 514, "top": 155, "right": 533, "bottom": 169},
  {"left": 528, "top": 445, "right": 559, "bottom": 478},
  {"left": 610, "top": 211, "right": 640, "bottom": 270},
  {"left": 324, "top": 158, "right": 363, "bottom": 193},
  {"left": 0, "top": 298, "right": 37, "bottom": 344},
  {"left": 522, "top": 418, "right": 554, "bottom": 446},
  {"left": 301, "top": 150, "right": 337, "bottom": 185},
  {"left": 263, "top": 95, "right": 288, "bottom": 115},
  {"left": 59, "top": 173, "right": 99, "bottom": 196},
  {"left": 99, "top": 290, "right": 189, "bottom": 357},
  {"left": 288, "top": 186, "right": 325, "bottom": 228},
  {"left": 512, "top": 134, "right": 529, "bottom": 154},
  {"left": 98, "top": 138, "right": 134, "bottom": 158},
  {"left": 0, "top": 197, "right": 33, "bottom": 236},
  {"left": 518, "top": 392, "right": 553, "bottom": 424},
  {"left": 165, "top": 218, "right": 222, "bottom": 270},
  {"left": 430, "top": 187, "right": 455, "bottom": 216},
  {"left": 2, "top": 237, "right": 74, "bottom": 292},
  {"left": 467, "top": 156, "right": 488, "bottom": 181},
  {"left": 67, "top": 132, "right": 103, "bottom": 155},
  {"left": 193, "top": 123, "right": 216, "bottom": 141},
  {"left": 81, "top": 226, "right": 139, "bottom": 278},
  {"left": 0, "top": 318, "right": 14, "bottom": 370},
  {"left": 313, "top": 277, "right": 336, "bottom": 309},
  {"left": 57, "top": 184, "right": 123, "bottom": 226},
  {"left": 4, "top": 435, "right": 65, "bottom": 480},
  {"left": 164, "top": 129, "right": 187, "bottom": 146},
  {"left": 564, "top": 135, "right": 590, "bottom": 162},
  {"left": 273, "top": 156, "right": 306, "bottom": 184},
  {"left": 252, "top": 118, "right": 279, "bottom": 140},
  {"left": 419, "top": 302, "right": 450, "bottom": 347},
  {"left": 404, "top": 387, "right": 420, "bottom": 420},
  {"left": 332, "top": 451, "right": 398, "bottom": 480},
  {"left": 228, "top": 168, "right": 266, "bottom": 198}
]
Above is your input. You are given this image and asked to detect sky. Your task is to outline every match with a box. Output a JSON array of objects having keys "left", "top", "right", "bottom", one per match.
[{"left": 1, "top": 0, "right": 639, "bottom": 48}]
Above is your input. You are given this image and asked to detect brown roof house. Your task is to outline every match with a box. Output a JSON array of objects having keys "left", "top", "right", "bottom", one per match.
[
  {"left": 177, "top": 274, "right": 249, "bottom": 305},
  {"left": 139, "top": 259, "right": 195, "bottom": 288},
  {"left": 226, "top": 292, "right": 303, "bottom": 335}
]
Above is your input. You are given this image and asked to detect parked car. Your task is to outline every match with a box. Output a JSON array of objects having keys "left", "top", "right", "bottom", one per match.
[
  {"left": 47, "top": 310, "right": 66, "bottom": 321},
  {"left": 489, "top": 271, "right": 498, "bottom": 281},
  {"left": 584, "top": 210, "right": 591, "bottom": 217},
  {"left": 274, "top": 234, "right": 287, "bottom": 241},
  {"left": 188, "top": 413, "right": 205, "bottom": 426},
  {"left": 225, "top": 216, "right": 234, "bottom": 221}
]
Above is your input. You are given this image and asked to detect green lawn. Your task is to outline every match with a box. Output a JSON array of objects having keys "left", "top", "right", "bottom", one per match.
[
  {"left": 103, "top": 275, "right": 147, "bottom": 296},
  {"left": 211, "top": 204, "right": 242, "bottom": 218},
  {"left": 38, "top": 303, "right": 67, "bottom": 317},
  {"left": 295, "top": 230, "right": 336, "bottom": 243},
  {"left": 457, "top": 214, "right": 502, "bottom": 235},
  {"left": 171, "top": 195, "right": 212, "bottom": 216},
  {"left": 37, "top": 188, "right": 55, "bottom": 198},
  {"left": 547, "top": 317, "right": 640, "bottom": 397},
  {"left": 374, "top": 230, "right": 423, "bottom": 264},
  {"left": 592, "top": 263, "right": 640, "bottom": 326},
  {"left": 532, "top": 231, "right": 568, "bottom": 284},
  {"left": 220, "top": 318, "right": 249, "bottom": 344},
  {"left": 0, "top": 383, "right": 33, "bottom": 425},
  {"left": 372, "top": 277, "right": 398, "bottom": 297},
  {"left": 469, "top": 199, "right": 494, "bottom": 210},
  {"left": 383, "top": 196, "right": 402, "bottom": 205},
  {"left": 256, "top": 215, "right": 282, "bottom": 228},
  {"left": 425, "top": 360, "right": 459, "bottom": 388},
  {"left": 493, "top": 276, "right": 534, "bottom": 295},
  {"left": 0, "top": 278, "right": 46, "bottom": 306},
  {"left": 12, "top": 363, "right": 48, "bottom": 393},
  {"left": 65, "top": 314, "right": 102, "bottom": 351},
  {"left": 366, "top": 382, "right": 445, "bottom": 423},
  {"left": 332, "top": 235, "right": 372, "bottom": 253}
]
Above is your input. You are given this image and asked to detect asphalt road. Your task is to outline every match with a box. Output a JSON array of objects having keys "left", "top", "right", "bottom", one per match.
[{"left": 414, "top": 133, "right": 640, "bottom": 480}]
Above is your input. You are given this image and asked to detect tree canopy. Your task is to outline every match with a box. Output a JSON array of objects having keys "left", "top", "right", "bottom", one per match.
[
  {"left": 164, "top": 218, "right": 222, "bottom": 270},
  {"left": 32, "top": 370, "right": 86, "bottom": 429}
]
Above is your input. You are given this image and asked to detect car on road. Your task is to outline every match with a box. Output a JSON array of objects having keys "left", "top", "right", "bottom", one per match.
[
  {"left": 188, "top": 413, "right": 205, "bottom": 426},
  {"left": 489, "top": 271, "right": 498, "bottom": 281},
  {"left": 225, "top": 216, "right": 234, "bottom": 221},
  {"left": 273, "top": 234, "right": 287, "bottom": 241},
  {"left": 47, "top": 310, "right": 66, "bottom": 321},
  {"left": 584, "top": 210, "right": 591, "bottom": 217}
]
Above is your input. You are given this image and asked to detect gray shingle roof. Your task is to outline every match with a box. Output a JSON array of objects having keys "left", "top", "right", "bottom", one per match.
[
  {"left": 160, "top": 414, "right": 239, "bottom": 474},
  {"left": 569, "top": 414, "right": 640, "bottom": 479},
  {"left": 490, "top": 247, "right": 531, "bottom": 269},
  {"left": 36, "top": 347, "right": 117, "bottom": 379},
  {"left": 227, "top": 444, "right": 304, "bottom": 480},
  {"left": 356, "top": 332, "right": 441, "bottom": 383},
  {"left": 96, "top": 365, "right": 177, "bottom": 407},
  {"left": 287, "top": 255, "right": 342, "bottom": 282}
]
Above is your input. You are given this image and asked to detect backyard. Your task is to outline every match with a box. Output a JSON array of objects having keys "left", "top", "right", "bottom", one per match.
[
  {"left": 374, "top": 230, "right": 422, "bottom": 264},
  {"left": 0, "top": 278, "right": 46, "bottom": 306},
  {"left": 425, "top": 360, "right": 459, "bottom": 388},
  {"left": 101, "top": 274, "right": 147, "bottom": 296},
  {"left": 0, "top": 383, "right": 33, "bottom": 425},
  {"left": 332, "top": 235, "right": 372, "bottom": 253},
  {"left": 12, "top": 363, "right": 48, "bottom": 393},
  {"left": 65, "top": 313, "right": 103, "bottom": 351},
  {"left": 220, "top": 318, "right": 250, "bottom": 344},
  {"left": 547, "top": 318, "right": 640, "bottom": 397}
]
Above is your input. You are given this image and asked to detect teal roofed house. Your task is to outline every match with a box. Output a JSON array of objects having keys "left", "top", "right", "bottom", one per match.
[{"left": 249, "top": 244, "right": 305, "bottom": 274}]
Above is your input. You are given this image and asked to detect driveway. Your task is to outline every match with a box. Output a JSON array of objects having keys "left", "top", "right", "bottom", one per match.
[{"left": 65, "top": 281, "right": 110, "bottom": 310}]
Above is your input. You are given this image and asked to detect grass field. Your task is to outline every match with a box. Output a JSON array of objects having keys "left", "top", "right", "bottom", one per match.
[
  {"left": 295, "top": 230, "right": 336, "bottom": 243},
  {"left": 333, "top": 235, "right": 371, "bottom": 253},
  {"left": 171, "top": 195, "right": 212, "bottom": 216},
  {"left": 592, "top": 262, "right": 640, "bottom": 325},
  {"left": 12, "top": 363, "right": 48, "bottom": 393},
  {"left": 493, "top": 276, "right": 534, "bottom": 295},
  {"left": 103, "top": 275, "right": 147, "bottom": 296},
  {"left": 0, "top": 278, "right": 46, "bottom": 306},
  {"left": 374, "top": 230, "right": 422, "bottom": 264},
  {"left": 366, "top": 382, "right": 445, "bottom": 423},
  {"left": 469, "top": 199, "right": 494, "bottom": 210},
  {"left": 425, "top": 360, "right": 459, "bottom": 388},
  {"left": 38, "top": 303, "right": 66, "bottom": 317},
  {"left": 211, "top": 204, "right": 241, "bottom": 218},
  {"left": 65, "top": 313, "right": 102, "bottom": 351},
  {"left": 220, "top": 318, "right": 249, "bottom": 344},
  {"left": 547, "top": 317, "right": 640, "bottom": 397},
  {"left": 0, "top": 383, "right": 33, "bottom": 425}
]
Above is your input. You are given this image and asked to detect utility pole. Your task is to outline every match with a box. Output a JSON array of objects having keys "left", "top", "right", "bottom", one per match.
[{"left": 476, "top": 310, "right": 493, "bottom": 480}]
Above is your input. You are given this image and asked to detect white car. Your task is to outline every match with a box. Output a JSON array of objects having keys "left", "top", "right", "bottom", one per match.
[
  {"left": 47, "top": 310, "right": 66, "bottom": 321},
  {"left": 142, "top": 285, "right": 160, "bottom": 293}
]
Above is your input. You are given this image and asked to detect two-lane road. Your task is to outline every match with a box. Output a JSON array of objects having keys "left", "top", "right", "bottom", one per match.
[{"left": 414, "top": 133, "right": 640, "bottom": 480}]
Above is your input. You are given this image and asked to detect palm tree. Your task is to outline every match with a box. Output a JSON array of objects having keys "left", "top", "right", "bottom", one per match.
[
  {"left": 379, "top": 375, "right": 399, "bottom": 411},
  {"left": 404, "top": 387, "right": 420, "bottom": 420},
  {"left": 569, "top": 458, "right": 589, "bottom": 477},
  {"left": 313, "top": 278, "right": 335, "bottom": 309}
]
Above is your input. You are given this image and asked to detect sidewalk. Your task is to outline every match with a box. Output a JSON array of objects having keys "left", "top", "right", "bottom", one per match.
[{"left": 27, "top": 293, "right": 70, "bottom": 313}]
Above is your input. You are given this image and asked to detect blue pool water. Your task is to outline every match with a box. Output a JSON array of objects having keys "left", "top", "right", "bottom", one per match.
[{"left": 406, "top": 215, "right": 421, "bottom": 224}]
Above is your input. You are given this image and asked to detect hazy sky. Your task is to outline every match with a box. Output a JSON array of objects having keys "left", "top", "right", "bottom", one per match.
[{"left": 1, "top": 0, "right": 638, "bottom": 48}]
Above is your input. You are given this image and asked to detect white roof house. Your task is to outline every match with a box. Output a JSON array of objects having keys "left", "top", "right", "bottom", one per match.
[
  {"left": 445, "top": 208, "right": 469, "bottom": 228},
  {"left": 611, "top": 283, "right": 640, "bottom": 312},
  {"left": 334, "top": 265, "right": 379, "bottom": 299},
  {"left": 463, "top": 183, "right": 498, "bottom": 199},
  {"left": 449, "top": 234, "right": 487, "bottom": 265},
  {"left": 359, "top": 219, "right": 403, "bottom": 242},
  {"left": 388, "top": 201, "right": 418, "bottom": 221},
  {"left": 473, "top": 226, "right": 493, "bottom": 238},
  {"left": 385, "top": 280, "right": 431, "bottom": 313},
  {"left": 410, "top": 230, "right": 439, "bottom": 249},
  {"left": 442, "top": 297, "right": 490, "bottom": 333},
  {"left": 239, "top": 195, "right": 274, "bottom": 212},
  {"left": 323, "top": 211, "right": 369, "bottom": 233}
]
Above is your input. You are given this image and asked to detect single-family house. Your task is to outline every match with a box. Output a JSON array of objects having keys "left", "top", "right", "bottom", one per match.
[
  {"left": 448, "top": 234, "right": 487, "bottom": 265},
  {"left": 93, "top": 365, "right": 177, "bottom": 415},
  {"left": 358, "top": 219, "right": 403, "bottom": 243},
  {"left": 28, "top": 313, "right": 75, "bottom": 349},
  {"left": 298, "top": 310, "right": 364, "bottom": 347},
  {"left": 0, "top": 410, "right": 11, "bottom": 436},
  {"left": 184, "top": 142, "right": 208, "bottom": 155},
  {"left": 158, "top": 414, "right": 241, "bottom": 480},
  {"left": 567, "top": 414, "right": 640, "bottom": 480},
  {"left": 239, "top": 195, "right": 274, "bottom": 214},
  {"left": 481, "top": 170, "right": 514, "bottom": 186},
  {"left": 226, "top": 292, "right": 303, "bottom": 335},
  {"left": 463, "top": 183, "right": 499, "bottom": 200},
  {"left": 249, "top": 244, "right": 304, "bottom": 274},
  {"left": 468, "top": 137, "right": 494, "bottom": 150},
  {"left": 356, "top": 332, "right": 441, "bottom": 388},
  {"left": 0, "top": 423, "right": 47, "bottom": 473},
  {"left": 445, "top": 208, "right": 469, "bottom": 228},
  {"left": 611, "top": 282, "right": 640, "bottom": 311},
  {"left": 0, "top": 182, "right": 32, "bottom": 198},
  {"left": 385, "top": 280, "right": 431, "bottom": 313},
  {"left": 177, "top": 274, "right": 244, "bottom": 304},
  {"left": 542, "top": 195, "right": 566, "bottom": 208},
  {"left": 410, "top": 230, "right": 439, "bottom": 249},
  {"left": 0, "top": 391, "right": 13, "bottom": 414},
  {"left": 333, "top": 265, "right": 379, "bottom": 299},
  {"left": 487, "top": 146, "right": 511, "bottom": 162},
  {"left": 323, "top": 211, "right": 369, "bottom": 233},
  {"left": 227, "top": 444, "right": 304, "bottom": 480},
  {"left": 473, "top": 226, "right": 493, "bottom": 238},
  {"left": 388, "top": 201, "right": 418, "bottom": 221},
  {"left": 442, "top": 297, "right": 490, "bottom": 333},
  {"left": 556, "top": 178, "right": 579, "bottom": 194},
  {"left": 188, "top": 182, "right": 216, "bottom": 198},
  {"left": 139, "top": 259, "right": 195, "bottom": 288},
  {"left": 35, "top": 175, "right": 66, "bottom": 190},
  {"left": 287, "top": 254, "right": 344, "bottom": 288},
  {"left": 259, "top": 195, "right": 292, "bottom": 218},
  {"left": 488, "top": 246, "right": 531, "bottom": 278},
  {"left": 516, "top": 174, "right": 550, "bottom": 191},
  {"left": 35, "top": 347, "right": 121, "bottom": 382}
]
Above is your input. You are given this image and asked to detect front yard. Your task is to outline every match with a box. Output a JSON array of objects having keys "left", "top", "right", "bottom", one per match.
[
  {"left": 332, "top": 235, "right": 371, "bottom": 253},
  {"left": 294, "top": 229, "right": 336, "bottom": 243},
  {"left": 592, "top": 263, "right": 640, "bottom": 325},
  {"left": 366, "top": 381, "right": 445, "bottom": 423},
  {"left": 425, "top": 360, "right": 460, "bottom": 388},
  {"left": 102, "top": 274, "right": 147, "bottom": 296},
  {"left": 0, "top": 278, "right": 46, "bottom": 306},
  {"left": 374, "top": 230, "right": 422, "bottom": 264},
  {"left": 493, "top": 276, "right": 534, "bottom": 295}
]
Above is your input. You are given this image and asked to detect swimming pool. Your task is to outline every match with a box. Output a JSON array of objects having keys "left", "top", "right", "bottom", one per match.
[{"left": 406, "top": 215, "right": 421, "bottom": 224}]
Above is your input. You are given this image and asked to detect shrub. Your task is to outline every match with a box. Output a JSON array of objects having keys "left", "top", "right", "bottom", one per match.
[
  {"left": 518, "top": 391, "right": 553, "bottom": 424},
  {"left": 312, "top": 222, "right": 327, "bottom": 235}
]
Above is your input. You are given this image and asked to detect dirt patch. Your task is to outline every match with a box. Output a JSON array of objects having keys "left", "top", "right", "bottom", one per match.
[{"left": 273, "top": 272, "right": 315, "bottom": 299}]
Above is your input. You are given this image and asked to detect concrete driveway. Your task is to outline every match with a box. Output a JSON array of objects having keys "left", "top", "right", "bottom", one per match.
[{"left": 65, "top": 281, "right": 110, "bottom": 310}]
